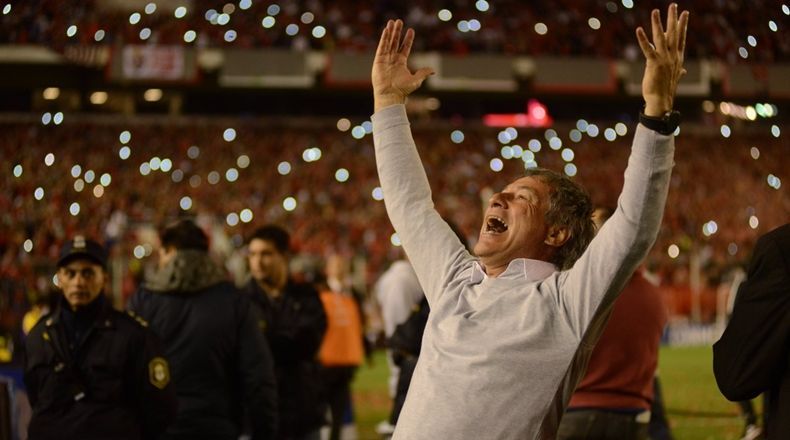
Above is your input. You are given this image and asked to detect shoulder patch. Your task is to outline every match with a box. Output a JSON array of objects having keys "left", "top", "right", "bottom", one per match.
[
  {"left": 148, "top": 357, "right": 170, "bottom": 389},
  {"left": 125, "top": 310, "right": 148, "bottom": 327}
]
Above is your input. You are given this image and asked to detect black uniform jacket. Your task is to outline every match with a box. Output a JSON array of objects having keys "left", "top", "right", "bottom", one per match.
[
  {"left": 130, "top": 280, "right": 278, "bottom": 440},
  {"left": 388, "top": 295, "right": 429, "bottom": 425},
  {"left": 24, "top": 295, "right": 178, "bottom": 440},
  {"left": 714, "top": 223, "right": 790, "bottom": 439},
  {"left": 243, "top": 279, "right": 327, "bottom": 439}
]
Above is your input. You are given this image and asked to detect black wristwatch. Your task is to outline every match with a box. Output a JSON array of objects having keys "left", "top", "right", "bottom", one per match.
[{"left": 639, "top": 110, "right": 681, "bottom": 135}]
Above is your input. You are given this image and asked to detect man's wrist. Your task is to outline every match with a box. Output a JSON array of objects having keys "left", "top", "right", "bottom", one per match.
[
  {"left": 374, "top": 94, "right": 406, "bottom": 112},
  {"left": 643, "top": 100, "right": 672, "bottom": 117}
]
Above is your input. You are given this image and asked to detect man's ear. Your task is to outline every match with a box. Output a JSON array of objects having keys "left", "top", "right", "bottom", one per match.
[{"left": 544, "top": 225, "right": 571, "bottom": 248}]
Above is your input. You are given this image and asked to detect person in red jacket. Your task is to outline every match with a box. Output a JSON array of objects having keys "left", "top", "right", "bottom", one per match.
[{"left": 557, "top": 207, "right": 669, "bottom": 440}]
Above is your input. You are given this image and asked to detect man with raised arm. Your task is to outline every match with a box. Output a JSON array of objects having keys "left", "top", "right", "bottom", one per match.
[{"left": 370, "top": 5, "right": 688, "bottom": 439}]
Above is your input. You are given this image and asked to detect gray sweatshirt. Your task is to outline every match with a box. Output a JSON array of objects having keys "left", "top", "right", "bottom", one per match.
[{"left": 372, "top": 105, "right": 674, "bottom": 439}]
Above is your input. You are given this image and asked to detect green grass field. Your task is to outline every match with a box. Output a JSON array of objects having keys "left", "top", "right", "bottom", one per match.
[{"left": 351, "top": 346, "right": 755, "bottom": 440}]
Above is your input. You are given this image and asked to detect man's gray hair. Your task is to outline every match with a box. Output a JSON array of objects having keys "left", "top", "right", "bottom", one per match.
[{"left": 524, "top": 168, "right": 595, "bottom": 270}]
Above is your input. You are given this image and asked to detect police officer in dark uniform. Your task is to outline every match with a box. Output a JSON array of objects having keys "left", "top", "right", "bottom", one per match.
[{"left": 24, "top": 236, "right": 177, "bottom": 440}]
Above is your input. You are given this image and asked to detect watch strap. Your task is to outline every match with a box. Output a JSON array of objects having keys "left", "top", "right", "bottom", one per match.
[{"left": 639, "top": 110, "right": 681, "bottom": 135}]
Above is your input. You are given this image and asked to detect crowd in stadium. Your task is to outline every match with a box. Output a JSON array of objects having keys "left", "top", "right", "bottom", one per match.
[
  {"left": 2, "top": 0, "right": 788, "bottom": 61},
  {"left": 1, "top": 115, "right": 786, "bottom": 326}
]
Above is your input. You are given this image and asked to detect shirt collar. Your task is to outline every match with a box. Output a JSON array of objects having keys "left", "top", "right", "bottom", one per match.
[{"left": 470, "top": 258, "right": 557, "bottom": 283}]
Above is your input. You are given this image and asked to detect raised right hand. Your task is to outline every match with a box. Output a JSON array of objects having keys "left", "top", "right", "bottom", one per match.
[
  {"left": 372, "top": 19, "right": 434, "bottom": 112},
  {"left": 636, "top": 4, "right": 689, "bottom": 117}
]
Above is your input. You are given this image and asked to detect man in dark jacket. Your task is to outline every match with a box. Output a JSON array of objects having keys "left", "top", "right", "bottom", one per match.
[
  {"left": 243, "top": 225, "right": 327, "bottom": 440},
  {"left": 24, "top": 236, "right": 177, "bottom": 439},
  {"left": 387, "top": 296, "right": 429, "bottom": 426},
  {"left": 129, "top": 219, "right": 277, "bottom": 440},
  {"left": 714, "top": 223, "right": 790, "bottom": 439}
]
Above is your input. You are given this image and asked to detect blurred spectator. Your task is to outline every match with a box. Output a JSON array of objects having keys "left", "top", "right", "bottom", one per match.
[
  {"left": 373, "top": 257, "right": 422, "bottom": 402},
  {"left": 719, "top": 264, "right": 762, "bottom": 439},
  {"left": 714, "top": 223, "right": 790, "bottom": 440},
  {"left": 21, "top": 288, "right": 54, "bottom": 336},
  {"left": 243, "top": 224, "right": 327, "bottom": 440},
  {"left": 386, "top": 295, "right": 428, "bottom": 428},
  {"left": 557, "top": 207, "right": 669, "bottom": 440},
  {"left": 316, "top": 254, "right": 368, "bottom": 440},
  {"left": 1, "top": 0, "right": 787, "bottom": 62},
  {"left": 128, "top": 219, "right": 278, "bottom": 440}
]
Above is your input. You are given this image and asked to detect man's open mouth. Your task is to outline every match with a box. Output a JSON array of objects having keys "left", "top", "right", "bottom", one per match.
[{"left": 485, "top": 215, "right": 508, "bottom": 234}]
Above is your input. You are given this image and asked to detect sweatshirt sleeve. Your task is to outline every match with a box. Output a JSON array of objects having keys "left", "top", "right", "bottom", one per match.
[
  {"left": 372, "top": 105, "right": 471, "bottom": 305},
  {"left": 557, "top": 124, "right": 675, "bottom": 340}
]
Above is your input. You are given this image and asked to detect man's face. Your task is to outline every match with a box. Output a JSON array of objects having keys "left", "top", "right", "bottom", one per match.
[
  {"left": 247, "top": 238, "right": 288, "bottom": 288},
  {"left": 57, "top": 259, "right": 106, "bottom": 308},
  {"left": 474, "top": 176, "right": 552, "bottom": 270},
  {"left": 325, "top": 254, "right": 348, "bottom": 282}
]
